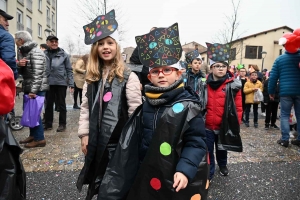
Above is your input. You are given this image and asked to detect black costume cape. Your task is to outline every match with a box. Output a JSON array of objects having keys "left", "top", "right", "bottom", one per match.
[
  {"left": 0, "top": 117, "right": 26, "bottom": 200},
  {"left": 98, "top": 101, "right": 210, "bottom": 200}
]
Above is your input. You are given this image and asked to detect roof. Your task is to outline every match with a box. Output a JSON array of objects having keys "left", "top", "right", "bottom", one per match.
[{"left": 232, "top": 26, "right": 294, "bottom": 43}]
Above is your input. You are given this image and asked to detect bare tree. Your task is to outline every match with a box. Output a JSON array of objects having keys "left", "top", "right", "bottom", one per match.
[
  {"left": 72, "top": 0, "right": 127, "bottom": 42},
  {"left": 63, "top": 36, "right": 76, "bottom": 56},
  {"left": 213, "top": 0, "right": 245, "bottom": 64}
]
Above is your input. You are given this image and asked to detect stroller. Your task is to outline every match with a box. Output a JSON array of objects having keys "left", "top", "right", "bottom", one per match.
[{"left": 5, "top": 79, "right": 24, "bottom": 131}]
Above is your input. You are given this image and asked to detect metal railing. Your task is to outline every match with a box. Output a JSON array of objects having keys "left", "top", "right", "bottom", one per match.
[
  {"left": 47, "top": 0, "right": 51, "bottom": 5},
  {"left": 17, "top": 22, "right": 24, "bottom": 31},
  {"left": 27, "top": 0, "right": 32, "bottom": 11},
  {"left": 52, "top": 0, "right": 56, "bottom": 9},
  {"left": 27, "top": 27, "right": 32, "bottom": 35},
  {"left": 47, "top": 17, "right": 51, "bottom": 27}
]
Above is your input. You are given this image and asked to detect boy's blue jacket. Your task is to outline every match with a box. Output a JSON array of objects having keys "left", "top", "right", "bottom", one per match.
[{"left": 97, "top": 87, "right": 209, "bottom": 200}]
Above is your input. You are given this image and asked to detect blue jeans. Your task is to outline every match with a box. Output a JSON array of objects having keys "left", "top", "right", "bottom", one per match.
[
  {"left": 24, "top": 91, "right": 46, "bottom": 141},
  {"left": 280, "top": 96, "right": 300, "bottom": 141},
  {"left": 206, "top": 129, "right": 227, "bottom": 180}
]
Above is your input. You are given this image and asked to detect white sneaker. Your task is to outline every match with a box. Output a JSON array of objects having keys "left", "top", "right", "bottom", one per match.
[
  {"left": 289, "top": 131, "right": 295, "bottom": 139},
  {"left": 261, "top": 112, "right": 266, "bottom": 117}
]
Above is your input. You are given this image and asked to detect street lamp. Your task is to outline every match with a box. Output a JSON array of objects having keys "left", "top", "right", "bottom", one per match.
[
  {"left": 261, "top": 51, "right": 267, "bottom": 72},
  {"left": 44, "top": 28, "right": 52, "bottom": 37}
]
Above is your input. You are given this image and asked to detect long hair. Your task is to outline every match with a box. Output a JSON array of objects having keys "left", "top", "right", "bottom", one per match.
[
  {"left": 81, "top": 54, "right": 89, "bottom": 66},
  {"left": 85, "top": 39, "right": 127, "bottom": 84}
]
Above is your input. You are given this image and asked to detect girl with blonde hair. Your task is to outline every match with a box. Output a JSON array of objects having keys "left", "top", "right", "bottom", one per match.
[{"left": 76, "top": 10, "right": 142, "bottom": 199}]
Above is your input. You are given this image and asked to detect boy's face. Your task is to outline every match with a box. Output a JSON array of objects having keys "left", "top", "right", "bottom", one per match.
[
  {"left": 239, "top": 68, "right": 246, "bottom": 77},
  {"left": 147, "top": 66, "right": 182, "bottom": 87},
  {"left": 191, "top": 59, "right": 202, "bottom": 73},
  {"left": 250, "top": 73, "right": 258, "bottom": 80},
  {"left": 211, "top": 62, "right": 227, "bottom": 78}
]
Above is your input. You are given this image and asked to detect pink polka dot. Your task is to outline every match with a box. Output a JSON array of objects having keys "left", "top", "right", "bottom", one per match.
[
  {"left": 97, "top": 31, "right": 102, "bottom": 37},
  {"left": 103, "top": 92, "right": 112, "bottom": 102},
  {"left": 150, "top": 178, "right": 161, "bottom": 190}
]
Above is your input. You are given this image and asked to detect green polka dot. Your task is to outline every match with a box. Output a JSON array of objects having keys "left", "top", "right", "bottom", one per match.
[{"left": 160, "top": 142, "right": 171, "bottom": 156}]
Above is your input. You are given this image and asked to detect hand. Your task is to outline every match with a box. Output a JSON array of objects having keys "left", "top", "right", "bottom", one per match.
[
  {"left": 253, "top": 88, "right": 258, "bottom": 92},
  {"left": 264, "top": 103, "right": 268, "bottom": 105},
  {"left": 269, "top": 94, "right": 275, "bottom": 101},
  {"left": 17, "top": 58, "right": 28, "bottom": 67},
  {"left": 81, "top": 136, "right": 89, "bottom": 155},
  {"left": 28, "top": 93, "right": 36, "bottom": 98},
  {"left": 173, "top": 172, "right": 188, "bottom": 192},
  {"left": 69, "top": 87, "right": 74, "bottom": 93}
]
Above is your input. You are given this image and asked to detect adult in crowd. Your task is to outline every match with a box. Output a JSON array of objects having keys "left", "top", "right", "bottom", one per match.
[
  {"left": 43, "top": 35, "right": 74, "bottom": 132},
  {"left": 15, "top": 31, "right": 48, "bottom": 148},
  {"left": 268, "top": 48, "right": 300, "bottom": 147},
  {"left": 72, "top": 54, "right": 87, "bottom": 109},
  {"left": 236, "top": 66, "right": 248, "bottom": 123},
  {"left": 0, "top": 9, "right": 18, "bottom": 79},
  {"left": 40, "top": 43, "right": 48, "bottom": 51},
  {"left": 0, "top": 9, "right": 26, "bottom": 199}
]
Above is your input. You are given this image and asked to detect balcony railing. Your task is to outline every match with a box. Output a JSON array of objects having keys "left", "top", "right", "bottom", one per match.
[
  {"left": 47, "top": 17, "right": 51, "bottom": 27},
  {"left": 27, "top": 27, "right": 32, "bottom": 35},
  {"left": 17, "top": 0, "right": 24, "bottom": 5},
  {"left": 27, "top": 0, "right": 32, "bottom": 11},
  {"left": 17, "top": 22, "right": 24, "bottom": 31},
  {"left": 47, "top": 0, "right": 50, "bottom": 5},
  {"left": 52, "top": 0, "right": 56, "bottom": 9},
  {"left": 52, "top": 22, "right": 55, "bottom": 31}
]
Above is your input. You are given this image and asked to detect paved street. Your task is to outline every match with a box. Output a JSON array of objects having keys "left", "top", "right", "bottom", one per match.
[{"left": 11, "top": 94, "right": 300, "bottom": 200}]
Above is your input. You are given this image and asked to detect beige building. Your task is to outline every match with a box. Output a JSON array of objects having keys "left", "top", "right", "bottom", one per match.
[
  {"left": 122, "top": 46, "right": 135, "bottom": 63},
  {"left": 0, "top": 0, "right": 57, "bottom": 44},
  {"left": 200, "top": 26, "right": 293, "bottom": 71}
]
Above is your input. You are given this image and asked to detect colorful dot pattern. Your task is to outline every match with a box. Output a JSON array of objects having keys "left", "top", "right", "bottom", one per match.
[
  {"left": 206, "top": 42, "right": 230, "bottom": 62},
  {"left": 135, "top": 23, "right": 182, "bottom": 68},
  {"left": 185, "top": 50, "right": 200, "bottom": 64},
  {"left": 172, "top": 103, "right": 184, "bottom": 113},
  {"left": 160, "top": 142, "right": 171, "bottom": 156},
  {"left": 83, "top": 9, "right": 118, "bottom": 45},
  {"left": 103, "top": 92, "right": 112, "bottom": 102},
  {"left": 150, "top": 178, "right": 161, "bottom": 190}
]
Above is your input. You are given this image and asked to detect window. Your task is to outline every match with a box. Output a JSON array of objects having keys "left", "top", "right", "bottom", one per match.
[
  {"left": 230, "top": 48, "right": 236, "bottom": 60},
  {"left": 46, "top": 7, "right": 50, "bottom": 27},
  {"left": 0, "top": 0, "right": 7, "bottom": 12},
  {"left": 27, "top": 0, "right": 32, "bottom": 11},
  {"left": 47, "top": 0, "right": 50, "bottom": 5},
  {"left": 17, "top": 0, "right": 24, "bottom": 5},
  {"left": 245, "top": 46, "right": 263, "bottom": 59},
  {"left": 38, "top": 24, "right": 42, "bottom": 37},
  {"left": 38, "top": 0, "right": 42, "bottom": 11},
  {"left": 17, "top": 9, "right": 24, "bottom": 31},
  {"left": 51, "top": 12, "right": 55, "bottom": 31},
  {"left": 52, "top": 0, "right": 55, "bottom": 9},
  {"left": 26, "top": 16, "right": 32, "bottom": 35}
]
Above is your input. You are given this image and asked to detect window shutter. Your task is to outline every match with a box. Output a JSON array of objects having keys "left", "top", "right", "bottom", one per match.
[{"left": 257, "top": 46, "right": 263, "bottom": 59}]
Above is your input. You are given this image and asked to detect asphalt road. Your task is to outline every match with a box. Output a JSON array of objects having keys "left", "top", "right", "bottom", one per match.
[{"left": 26, "top": 161, "right": 300, "bottom": 200}]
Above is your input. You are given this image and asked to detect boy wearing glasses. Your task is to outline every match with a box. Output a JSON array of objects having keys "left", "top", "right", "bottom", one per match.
[
  {"left": 205, "top": 61, "right": 242, "bottom": 181},
  {"left": 122, "top": 23, "right": 209, "bottom": 199},
  {"left": 237, "top": 65, "right": 248, "bottom": 123}
]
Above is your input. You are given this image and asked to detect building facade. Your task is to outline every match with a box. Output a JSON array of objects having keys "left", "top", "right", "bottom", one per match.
[
  {"left": 200, "top": 26, "right": 293, "bottom": 71},
  {"left": 0, "top": 0, "right": 57, "bottom": 44}
]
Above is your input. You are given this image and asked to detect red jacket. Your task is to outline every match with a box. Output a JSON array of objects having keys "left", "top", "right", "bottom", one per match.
[{"left": 205, "top": 73, "right": 243, "bottom": 130}]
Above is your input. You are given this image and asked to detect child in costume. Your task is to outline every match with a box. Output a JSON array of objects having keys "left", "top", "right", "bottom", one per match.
[
  {"left": 185, "top": 50, "right": 206, "bottom": 93},
  {"left": 76, "top": 10, "right": 142, "bottom": 199},
  {"left": 236, "top": 64, "right": 248, "bottom": 123},
  {"left": 125, "top": 23, "right": 209, "bottom": 200},
  {"left": 244, "top": 71, "right": 263, "bottom": 128}
]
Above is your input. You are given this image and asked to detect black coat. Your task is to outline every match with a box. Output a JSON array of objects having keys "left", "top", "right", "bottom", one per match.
[{"left": 263, "top": 79, "right": 280, "bottom": 103}]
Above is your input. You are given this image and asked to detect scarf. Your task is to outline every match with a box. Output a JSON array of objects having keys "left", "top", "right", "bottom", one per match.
[
  {"left": 207, "top": 73, "right": 228, "bottom": 90},
  {"left": 145, "top": 79, "right": 184, "bottom": 106}
]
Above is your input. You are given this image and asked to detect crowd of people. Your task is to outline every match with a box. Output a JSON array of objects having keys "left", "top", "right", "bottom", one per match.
[{"left": 0, "top": 8, "right": 299, "bottom": 200}]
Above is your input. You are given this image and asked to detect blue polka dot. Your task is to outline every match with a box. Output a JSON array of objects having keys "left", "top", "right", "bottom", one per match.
[{"left": 172, "top": 103, "right": 184, "bottom": 113}]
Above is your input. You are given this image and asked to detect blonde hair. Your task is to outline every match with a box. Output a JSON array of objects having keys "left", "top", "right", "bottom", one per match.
[{"left": 85, "top": 39, "right": 128, "bottom": 84}]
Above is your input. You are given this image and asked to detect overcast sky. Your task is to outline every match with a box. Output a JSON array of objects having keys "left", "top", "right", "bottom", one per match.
[{"left": 57, "top": 0, "right": 300, "bottom": 53}]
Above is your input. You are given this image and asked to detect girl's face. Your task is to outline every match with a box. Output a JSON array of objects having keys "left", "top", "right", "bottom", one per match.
[
  {"left": 147, "top": 66, "right": 182, "bottom": 87},
  {"left": 97, "top": 37, "right": 117, "bottom": 64}
]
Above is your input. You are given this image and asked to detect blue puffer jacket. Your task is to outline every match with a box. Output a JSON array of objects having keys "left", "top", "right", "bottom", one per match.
[
  {"left": 0, "top": 25, "right": 18, "bottom": 79},
  {"left": 141, "top": 87, "right": 207, "bottom": 180},
  {"left": 268, "top": 50, "right": 300, "bottom": 96}
]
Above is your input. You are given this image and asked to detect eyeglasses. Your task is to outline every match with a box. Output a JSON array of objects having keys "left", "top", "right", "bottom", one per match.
[
  {"left": 149, "top": 67, "right": 177, "bottom": 77},
  {"left": 213, "top": 64, "right": 227, "bottom": 69}
]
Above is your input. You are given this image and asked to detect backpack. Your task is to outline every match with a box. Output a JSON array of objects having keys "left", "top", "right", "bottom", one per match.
[{"left": 0, "top": 59, "right": 16, "bottom": 115}]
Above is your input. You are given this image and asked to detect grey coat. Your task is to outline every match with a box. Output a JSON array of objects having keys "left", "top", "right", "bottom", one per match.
[
  {"left": 44, "top": 48, "right": 74, "bottom": 87},
  {"left": 18, "top": 41, "right": 49, "bottom": 93}
]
